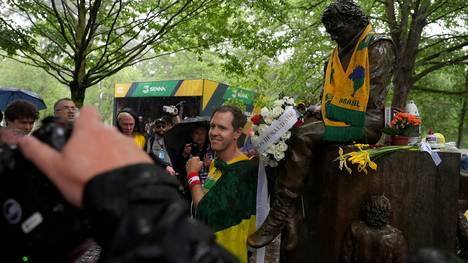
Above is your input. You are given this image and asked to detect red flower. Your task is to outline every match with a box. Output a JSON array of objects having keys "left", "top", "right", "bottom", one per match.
[
  {"left": 294, "top": 119, "right": 304, "bottom": 127},
  {"left": 251, "top": 114, "right": 262, "bottom": 125}
]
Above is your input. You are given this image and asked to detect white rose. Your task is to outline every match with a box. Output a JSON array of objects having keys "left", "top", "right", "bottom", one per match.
[
  {"left": 277, "top": 141, "right": 288, "bottom": 152},
  {"left": 259, "top": 124, "right": 268, "bottom": 133},
  {"left": 260, "top": 107, "right": 270, "bottom": 117},
  {"left": 266, "top": 145, "right": 276, "bottom": 154},
  {"left": 286, "top": 97, "right": 295, "bottom": 105},
  {"left": 274, "top": 150, "right": 285, "bottom": 161},
  {"left": 281, "top": 131, "right": 291, "bottom": 140},
  {"left": 271, "top": 106, "right": 283, "bottom": 118},
  {"left": 274, "top": 99, "right": 284, "bottom": 107},
  {"left": 264, "top": 116, "right": 273, "bottom": 124}
]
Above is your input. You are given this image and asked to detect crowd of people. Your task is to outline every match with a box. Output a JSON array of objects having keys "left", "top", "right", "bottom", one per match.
[
  {"left": 0, "top": 96, "right": 258, "bottom": 263},
  {"left": 1, "top": 0, "right": 465, "bottom": 262}
]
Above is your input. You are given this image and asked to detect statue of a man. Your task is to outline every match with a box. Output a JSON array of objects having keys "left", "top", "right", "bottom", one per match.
[
  {"left": 248, "top": 0, "right": 396, "bottom": 250},
  {"left": 342, "top": 195, "right": 407, "bottom": 263}
]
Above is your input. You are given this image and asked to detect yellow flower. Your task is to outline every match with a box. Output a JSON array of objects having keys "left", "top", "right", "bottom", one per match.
[
  {"left": 335, "top": 144, "right": 417, "bottom": 175},
  {"left": 354, "top": 144, "right": 369, "bottom": 151},
  {"left": 336, "top": 147, "right": 377, "bottom": 175},
  {"left": 338, "top": 147, "right": 352, "bottom": 174},
  {"left": 365, "top": 152, "right": 378, "bottom": 170}
]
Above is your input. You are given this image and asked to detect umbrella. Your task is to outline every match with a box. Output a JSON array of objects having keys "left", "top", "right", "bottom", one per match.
[
  {"left": 165, "top": 116, "right": 210, "bottom": 154},
  {"left": 0, "top": 87, "right": 47, "bottom": 111}
]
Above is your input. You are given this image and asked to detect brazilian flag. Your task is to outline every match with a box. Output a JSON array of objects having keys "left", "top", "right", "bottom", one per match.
[{"left": 195, "top": 155, "right": 257, "bottom": 263}]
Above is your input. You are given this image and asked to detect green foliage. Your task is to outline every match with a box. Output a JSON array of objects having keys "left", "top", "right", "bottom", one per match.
[
  {"left": 0, "top": 0, "right": 281, "bottom": 105},
  {"left": 223, "top": 98, "right": 247, "bottom": 112},
  {"left": 0, "top": 0, "right": 466, "bottom": 146},
  {"left": 0, "top": 58, "right": 68, "bottom": 119},
  {"left": 410, "top": 65, "right": 468, "bottom": 147}
]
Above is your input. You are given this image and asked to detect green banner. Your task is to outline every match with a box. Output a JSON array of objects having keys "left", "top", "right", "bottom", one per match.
[
  {"left": 131, "top": 80, "right": 179, "bottom": 97},
  {"left": 223, "top": 87, "right": 255, "bottom": 104}
]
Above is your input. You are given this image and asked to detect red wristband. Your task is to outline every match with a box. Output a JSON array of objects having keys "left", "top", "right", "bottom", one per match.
[
  {"left": 187, "top": 172, "right": 199, "bottom": 180},
  {"left": 189, "top": 180, "right": 201, "bottom": 189}
]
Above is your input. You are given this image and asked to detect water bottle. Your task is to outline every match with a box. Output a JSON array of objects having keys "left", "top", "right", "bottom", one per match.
[{"left": 405, "top": 100, "right": 421, "bottom": 145}]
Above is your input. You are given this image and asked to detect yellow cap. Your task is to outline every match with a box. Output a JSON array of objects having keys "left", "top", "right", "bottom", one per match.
[{"left": 434, "top": 133, "right": 445, "bottom": 144}]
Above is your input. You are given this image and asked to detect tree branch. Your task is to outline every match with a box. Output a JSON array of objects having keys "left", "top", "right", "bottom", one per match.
[
  {"left": 416, "top": 41, "right": 468, "bottom": 65},
  {"left": 412, "top": 85, "right": 468, "bottom": 96},
  {"left": 413, "top": 55, "right": 468, "bottom": 82},
  {"left": 88, "top": 0, "right": 213, "bottom": 78},
  {"left": 418, "top": 35, "right": 468, "bottom": 52},
  {"left": 50, "top": 0, "right": 76, "bottom": 51},
  {"left": 428, "top": 4, "right": 468, "bottom": 24}
]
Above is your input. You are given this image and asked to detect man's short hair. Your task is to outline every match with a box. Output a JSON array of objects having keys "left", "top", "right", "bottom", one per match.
[
  {"left": 4, "top": 100, "right": 39, "bottom": 122},
  {"left": 53, "top": 98, "right": 74, "bottom": 111},
  {"left": 211, "top": 105, "right": 246, "bottom": 130},
  {"left": 161, "top": 115, "right": 173, "bottom": 126},
  {"left": 322, "top": 0, "right": 369, "bottom": 29},
  {"left": 154, "top": 118, "right": 166, "bottom": 125}
]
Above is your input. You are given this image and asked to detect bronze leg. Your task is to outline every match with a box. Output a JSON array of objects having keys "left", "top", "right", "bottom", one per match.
[{"left": 248, "top": 118, "right": 323, "bottom": 250}]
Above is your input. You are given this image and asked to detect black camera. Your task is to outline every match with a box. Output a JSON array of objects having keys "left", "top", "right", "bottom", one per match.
[
  {"left": 190, "top": 143, "right": 201, "bottom": 157},
  {"left": 0, "top": 117, "right": 90, "bottom": 262}
]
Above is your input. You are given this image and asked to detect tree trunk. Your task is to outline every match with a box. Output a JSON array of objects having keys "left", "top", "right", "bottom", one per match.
[
  {"left": 70, "top": 0, "right": 88, "bottom": 109},
  {"left": 70, "top": 80, "right": 86, "bottom": 108},
  {"left": 392, "top": 64, "right": 414, "bottom": 109},
  {"left": 457, "top": 71, "right": 468, "bottom": 148},
  {"left": 387, "top": 0, "right": 430, "bottom": 108}
]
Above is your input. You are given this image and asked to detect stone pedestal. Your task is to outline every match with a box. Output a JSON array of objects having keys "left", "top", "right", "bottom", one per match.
[{"left": 287, "top": 147, "right": 460, "bottom": 262}]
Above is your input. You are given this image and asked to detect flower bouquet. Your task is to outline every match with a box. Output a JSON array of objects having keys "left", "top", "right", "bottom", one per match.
[
  {"left": 336, "top": 144, "right": 419, "bottom": 174},
  {"left": 381, "top": 111, "right": 421, "bottom": 145},
  {"left": 250, "top": 96, "right": 303, "bottom": 167},
  {"left": 382, "top": 112, "right": 421, "bottom": 137}
]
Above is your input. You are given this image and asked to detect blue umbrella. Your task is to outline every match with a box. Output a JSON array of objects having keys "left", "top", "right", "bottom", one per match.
[{"left": 0, "top": 87, "right": 47, "bottom": 111}]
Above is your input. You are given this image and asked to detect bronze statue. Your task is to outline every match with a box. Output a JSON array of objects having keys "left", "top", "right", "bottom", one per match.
[
  {"left": 248, "top": 0, "right": 396, "bottom": 250},
  {"left": 342, "top": 195, "right": 407, "bottom": 262}
]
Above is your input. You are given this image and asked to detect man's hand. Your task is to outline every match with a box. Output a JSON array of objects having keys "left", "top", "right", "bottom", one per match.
[
  {"left": 186, "top": 156, "right": 203, "bottom": 174},
  {"left": 18, "top": 106, "right": 152, "bottom": 207},
  {"left": 165, "top": 165, "right": 176, "bottom": 176}
]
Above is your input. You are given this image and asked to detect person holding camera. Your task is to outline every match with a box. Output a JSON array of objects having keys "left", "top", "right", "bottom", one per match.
[
  {"left": 162, "top": 105, "right": 181, "bottom": 129},
  {"left": 17, "top": 106, "right": 238, "bottom": 263},
  {"left": 173, "top": 123, "right": 213, "bottom": 202},
  {"left": 147, "top": 118, "right": 176, "bottom": 176}
]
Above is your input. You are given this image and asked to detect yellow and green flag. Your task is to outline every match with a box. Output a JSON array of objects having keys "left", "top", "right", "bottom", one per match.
[{"left": 196, "top": 154, "right": 257, "bottom": 263}]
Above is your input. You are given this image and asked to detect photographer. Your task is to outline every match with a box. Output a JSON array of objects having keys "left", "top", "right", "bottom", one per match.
[
  {"left": 172, "top": 123, "right": 213, "bottom": 202},
  {"left": 18, "top": 106, "right": 237, "bottom": 263},
  {"left": 146, "top": 118, "right": 177, "bottom": 176},
  {"left": 162, "top": 105, "right": 181, "bottom": 129}
]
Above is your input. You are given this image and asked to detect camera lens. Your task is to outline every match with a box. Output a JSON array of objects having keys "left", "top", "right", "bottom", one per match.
[{"left": 191, "top": 143, "right": 200, "bottom": 156}]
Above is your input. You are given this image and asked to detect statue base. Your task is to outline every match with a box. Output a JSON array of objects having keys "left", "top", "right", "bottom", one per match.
[{"left": 285, "top": 146, "right": 460, "bottom": 262}]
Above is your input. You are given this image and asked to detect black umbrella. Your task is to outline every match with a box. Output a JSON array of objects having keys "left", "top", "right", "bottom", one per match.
[
  {"left": 164, "top": 116, "right": 210, "bottom": 154},
  {"left": 0, "top": 87, "right": 47, "bottom": 111}
]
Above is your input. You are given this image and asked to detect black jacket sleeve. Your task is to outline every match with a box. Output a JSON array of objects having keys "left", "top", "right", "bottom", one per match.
[{"left": 83, "top": 164, "right": 238, "bottom": 263}]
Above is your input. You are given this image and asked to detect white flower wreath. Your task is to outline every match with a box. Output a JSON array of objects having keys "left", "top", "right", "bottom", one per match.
[{"left": 250, "top": 96, "right": 302, "bottom": 167}]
